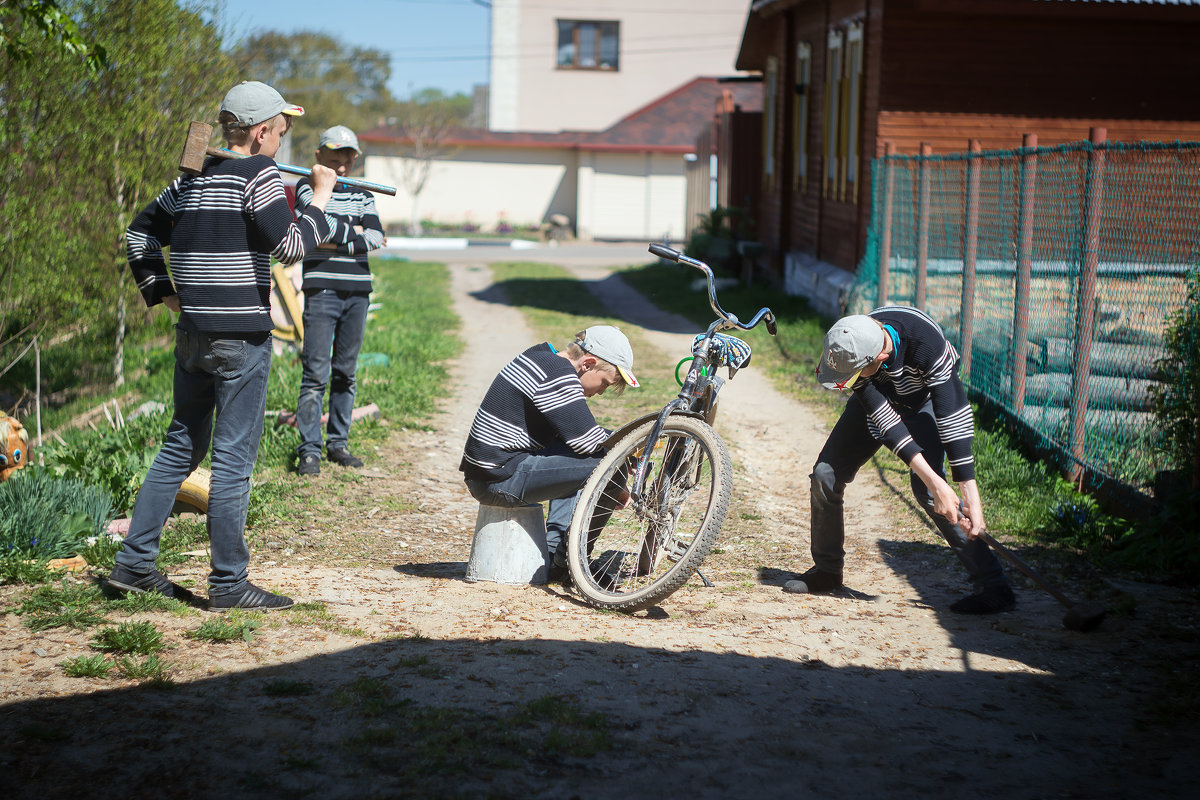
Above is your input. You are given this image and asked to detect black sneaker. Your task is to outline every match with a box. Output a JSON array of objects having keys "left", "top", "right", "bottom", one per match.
[
  {"left": 950, "top": 585, "right": 1016, "bottom": 614},
  {"left": 298, "top": 453, "right": 321, "bottom": 475},
  {"left": 326, "top": 447, "right": 363, "bottom": 468},
  {"left": 207, "top": 582, "right": 294, "bottom": 612},
  {"left": 783, "top": 567, "right": 843, "bottom": 595},
  {"left": 107, "top": 564, "right": 196, "bottom": 602}
]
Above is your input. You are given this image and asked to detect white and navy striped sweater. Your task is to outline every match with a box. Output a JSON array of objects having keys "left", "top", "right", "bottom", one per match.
[
  {"left": 855, "top": 306, "right": 977, "bottom": 481},
  {"left": 127, "top": 155, "right": 330, "bottom": 334},
  {"left": 293, "top": 177, "right": 385, "bottom": 293},
  {"left": 460, "top": 344, "right": 608, "bottom": 481}
]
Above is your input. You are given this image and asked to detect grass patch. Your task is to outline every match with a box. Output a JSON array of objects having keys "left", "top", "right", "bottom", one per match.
[
  {"left": 16, "top": 580, "right": 108, "bottom": 631},
  {"left": 286, "top": 601, "right": 366, "bottom": 637},
  {"left": 187, "top": 615, "right": 262, "bottom": 643},
  {"left": 90, "top": 621, "right": 166, "bottom": 654},
  {"left": 61, "top": 654, "right": 114, "bottom": 678},
  {"left": 113, "top": 653, "right": 172, "bottom": 683}
]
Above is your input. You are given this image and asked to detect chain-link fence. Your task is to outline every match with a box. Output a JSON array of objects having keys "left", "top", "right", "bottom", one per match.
[{"left": 849, "top": 134, "right": 1200, "bottom": 503}]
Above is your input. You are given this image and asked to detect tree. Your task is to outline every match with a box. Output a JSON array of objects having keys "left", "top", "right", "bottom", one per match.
[
  {"left": 0, "top": 0, "right": 236, "bottom": 403},
  {"left": 230, "top": 31, "right": 396, "bottom": 162},
  {"left": 390, "top": 95, "right": 464, "bottom": 237},
  {"left": 0, "top": 0, "right": 106, "bottom": 71}
]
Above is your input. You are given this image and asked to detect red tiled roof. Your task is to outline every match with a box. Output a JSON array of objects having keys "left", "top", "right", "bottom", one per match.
[{"left": 358, "top": 77, "right": 762, "bottom": 154}]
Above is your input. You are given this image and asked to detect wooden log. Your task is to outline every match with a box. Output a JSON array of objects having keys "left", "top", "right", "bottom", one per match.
[
  {"left": 1034, "top": 337, "right": 1166, "bottom": 379},
  {"left": 1020, "top": 404, "right": 1154, "bottom": 438},
  {"left": 1023, "top": 372, "right": 1158, "bottom": 411}
]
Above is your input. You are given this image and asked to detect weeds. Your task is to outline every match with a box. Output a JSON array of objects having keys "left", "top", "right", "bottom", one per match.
[
  {"left": 90, "top": 621, "right": 166, "bottom": 654},
  {"left": 113, "top": 653, "right": 172, "bottom": 683},
  {"left": 61, "top": 654, "right": 113, "bottom": 678},
  {"left": 188, "top": 615, "right": 262, "bottom": 643},
  {"left": 17, "top": 580, "right": 107, "bottom": 631},
  {"left": 263, "top": 679, "right": 315, "bottom": 697}
]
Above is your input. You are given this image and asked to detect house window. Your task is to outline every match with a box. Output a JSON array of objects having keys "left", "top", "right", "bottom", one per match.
[
  {"left": 557, "top": 20, "right": 619, "bottom": 70},
  {"left": 824, "top": 24, "right": 864, "bottom": 202},
  {"left": 843, "top": 24, "right": 864, "bottom": 202},
  {"left": 793, "top": 42, "right": 812, "bottom": 191},
  {"left": 823, "top": 29, "right": 843, "bottom": 199},
  {"left": 763, "top": 55, "right": 778, "bottom": 189}
]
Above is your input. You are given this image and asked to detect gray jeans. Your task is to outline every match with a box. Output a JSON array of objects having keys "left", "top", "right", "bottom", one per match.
[
  {"left": 465, "top": 443, "right": 603, "bottom": 568},
  {"left": 810, "top": 398, "right": 1007, "bottom": 590},
  {"left": 116, "top": 328, "right": 271, "bottom": 595}
]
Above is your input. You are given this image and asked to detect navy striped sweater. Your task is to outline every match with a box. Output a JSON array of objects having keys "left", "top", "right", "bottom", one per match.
[
  {"left": 460, "top": 344, "right": 608, "bottom": 481},
  {"left": 293, "top": 178, "right": 385, "bottom": 293},
  {"left": 854, "top": 306, "right": 976, "bottom": 481},
  {"left": 126, "top": 155, "right": 330, "bottom": 334}
]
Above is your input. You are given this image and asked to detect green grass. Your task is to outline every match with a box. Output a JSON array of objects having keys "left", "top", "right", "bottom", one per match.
[
  {"left": 113, "top": 653, "right": 172, "bottom": 683},
  {"left": 15, "top": 580, "right": 108, "bottom": 631},
  {"left": 187, "top": 615, "right": 262, "bottom": 643},
  {"left": 61, "top": 654, "right": 114, "bottom": 678},
  {"left": 90, "top": 621, "right": 166, "bottom": 654}
]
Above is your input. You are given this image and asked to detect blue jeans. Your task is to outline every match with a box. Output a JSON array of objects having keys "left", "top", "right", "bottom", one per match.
[
  {"left": 810, "top": 398, "right": 1008, "bottom": 590},
  {"left": 116, "top": 328, "right": 272, "bottom": 595},
  {"left": 465, "top": 442, "right": 604, "bottom": 568},
  {"left": 298, "top": 289, "right": 369, "bottom": 457}
]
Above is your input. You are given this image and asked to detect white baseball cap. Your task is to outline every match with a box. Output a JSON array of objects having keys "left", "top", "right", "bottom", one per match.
[
  {"left": 220, "top": 81, "right": 304, "bottom": 127},
  {"left": 817, "top": 315, "right": 885, "bottom": 390},
  {"left": 319, "top": 125, "right": 361, "bottom": 154},
  {"left": 577, "top": 326, "right": 639, "bottom": 388}
]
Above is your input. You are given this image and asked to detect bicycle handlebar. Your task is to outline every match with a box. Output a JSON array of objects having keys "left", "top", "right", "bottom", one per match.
[{"left": 648, "top": 243, "right": 777, "bottom": 336}]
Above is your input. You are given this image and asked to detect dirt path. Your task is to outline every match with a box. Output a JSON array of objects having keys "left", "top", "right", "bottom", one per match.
[{"left": 2, "top": 259, "right": 1197, "bottom": 799}]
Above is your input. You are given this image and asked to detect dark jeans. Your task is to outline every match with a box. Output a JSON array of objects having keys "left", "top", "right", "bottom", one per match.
[
  {"left": 116, "top": 328, "right": 271, "bottom": 595},
  {"left": 298, "top": 289, "right": 369, "bottom": 457},
  {"left": 465, "top": 442, "right": 604, "bottom": 568},
  {"left": 810, "top": 398, "right": 1007, "bottom": 591}
]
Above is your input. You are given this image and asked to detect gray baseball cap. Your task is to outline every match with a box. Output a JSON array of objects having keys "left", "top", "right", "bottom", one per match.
[
  {"left": 817, "top": 315, "right": 885, "bottom": 390},
  {"left": 319, "top": 125, "right": 361, "bottom": 153},
  {"left": 577, "top": 326, "right": 639, "bottom": 388},
  {"left": 220, "top": 81, "right": 304, "bottom": 127}
]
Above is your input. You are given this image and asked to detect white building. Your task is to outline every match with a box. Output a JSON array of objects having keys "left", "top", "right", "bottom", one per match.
[{"left": 362, "top": 0, "right": 754, "bottom": 241}]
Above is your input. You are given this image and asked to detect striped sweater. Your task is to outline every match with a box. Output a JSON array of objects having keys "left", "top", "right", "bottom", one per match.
[
  {"left": 460, "top": 344, "right": 608, "bottom": 481},
  {"left": 854, "top": 306, "right": 977, "bottom": 481},
  {"left": 126, "top": 154, "right": 330, "bottom": 334},
  {"left": 293, "top": 177, "right": 385, "bottom": 293}
]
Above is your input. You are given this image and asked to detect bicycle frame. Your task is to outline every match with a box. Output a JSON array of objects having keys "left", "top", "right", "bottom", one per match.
[{"left": 625, "top": 244, "right": 777, "bottom": 509}]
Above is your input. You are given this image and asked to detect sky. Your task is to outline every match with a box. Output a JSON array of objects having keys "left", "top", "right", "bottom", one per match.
[{"left": 216, "top": 0, "right": 492, "bottom": 99}]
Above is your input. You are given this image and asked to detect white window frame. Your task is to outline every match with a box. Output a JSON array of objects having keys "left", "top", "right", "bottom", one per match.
[{"left": 793, "top": 41, "right": 812, "bottom": 190}]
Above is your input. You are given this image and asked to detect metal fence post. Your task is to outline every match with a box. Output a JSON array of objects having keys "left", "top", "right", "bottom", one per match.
[
  {"left": 916, "top": 143, "right": 932, "bottom": 310},
  {"left": 1068, "top": 127, "right": 1107, "bottom": 484},
  {"left": 960, "top": 139, "right": 982, "bottom": 382},
  {"left": 1011, "top": 133, "right": 1038, "bottom": 414},
  {"left": 877, "top": 142, "right": 895, "bottom": 308}
]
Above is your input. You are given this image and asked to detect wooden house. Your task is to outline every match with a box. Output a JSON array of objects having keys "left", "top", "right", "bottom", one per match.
[{"left": 735, "top": 0, "right": 1200, "bottom": 316}]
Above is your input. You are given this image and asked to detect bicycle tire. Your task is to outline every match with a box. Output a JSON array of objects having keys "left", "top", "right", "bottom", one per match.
[{"left": 566, "top": 415, "right": 731, "bottom": 612}]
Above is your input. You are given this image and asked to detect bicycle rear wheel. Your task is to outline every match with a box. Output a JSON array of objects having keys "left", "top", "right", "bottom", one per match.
[{"left": 566, "top": 415, "right": 731, "bottom": 611}]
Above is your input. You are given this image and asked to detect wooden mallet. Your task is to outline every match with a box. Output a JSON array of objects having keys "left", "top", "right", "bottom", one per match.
[{"left": 178, "top": 121, "right": 397, "bottom": 196}]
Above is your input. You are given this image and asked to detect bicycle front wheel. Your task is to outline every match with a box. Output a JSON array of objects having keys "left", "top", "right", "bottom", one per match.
[{"left": 566, "top": 415, "right": 732, "bottom": 612}]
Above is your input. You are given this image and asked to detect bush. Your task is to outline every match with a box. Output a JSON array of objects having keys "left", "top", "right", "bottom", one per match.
[{"left": 0, "top": 469, "right": 116, "bottom": 563}]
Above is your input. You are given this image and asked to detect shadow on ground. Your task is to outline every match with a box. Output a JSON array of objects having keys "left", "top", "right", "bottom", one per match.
[{"left": 2, "top": 612, "right": 1194, "bottom": 800}]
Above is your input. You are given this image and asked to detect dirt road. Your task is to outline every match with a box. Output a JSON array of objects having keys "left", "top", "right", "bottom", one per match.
[{"left": 2, "top": 257, "right": 1197, "bottom": 799}]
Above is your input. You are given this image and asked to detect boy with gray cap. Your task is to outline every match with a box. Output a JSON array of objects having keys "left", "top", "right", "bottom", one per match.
[
  {"left": 793, "top": 306, "right": 1014, "bottom": 614},
  {"left": 460, "top": 326, "right": 639, "bottom": 578},
  {"left": 110, "top": 81, "right": 338, "bottom": 611},
  {"left": 292, "top": 125, "right": 386, "bottom": 475}
]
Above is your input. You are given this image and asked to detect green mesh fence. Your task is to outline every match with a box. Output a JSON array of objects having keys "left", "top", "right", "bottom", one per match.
[{"left": 851, "top": 140, "right": 1200, "bottom": 501}]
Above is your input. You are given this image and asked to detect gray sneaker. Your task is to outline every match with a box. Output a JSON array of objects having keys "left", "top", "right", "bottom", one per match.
[
  {"left": 208, "top": 581, "right": 294, "bottom": 612},
  {"left": 783, "top": 567, "right": 843, "bottom": 595},
  {"left": 106, "top": 565, "right": 196, "bottom": 603},
  {"left": 298, "top": 453, "right": 321, "bottom": 476}
]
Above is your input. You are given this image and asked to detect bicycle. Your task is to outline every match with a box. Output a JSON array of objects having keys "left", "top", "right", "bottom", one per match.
[{"left": 565, "top": 242, "right": 777, "bottom": 611}]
